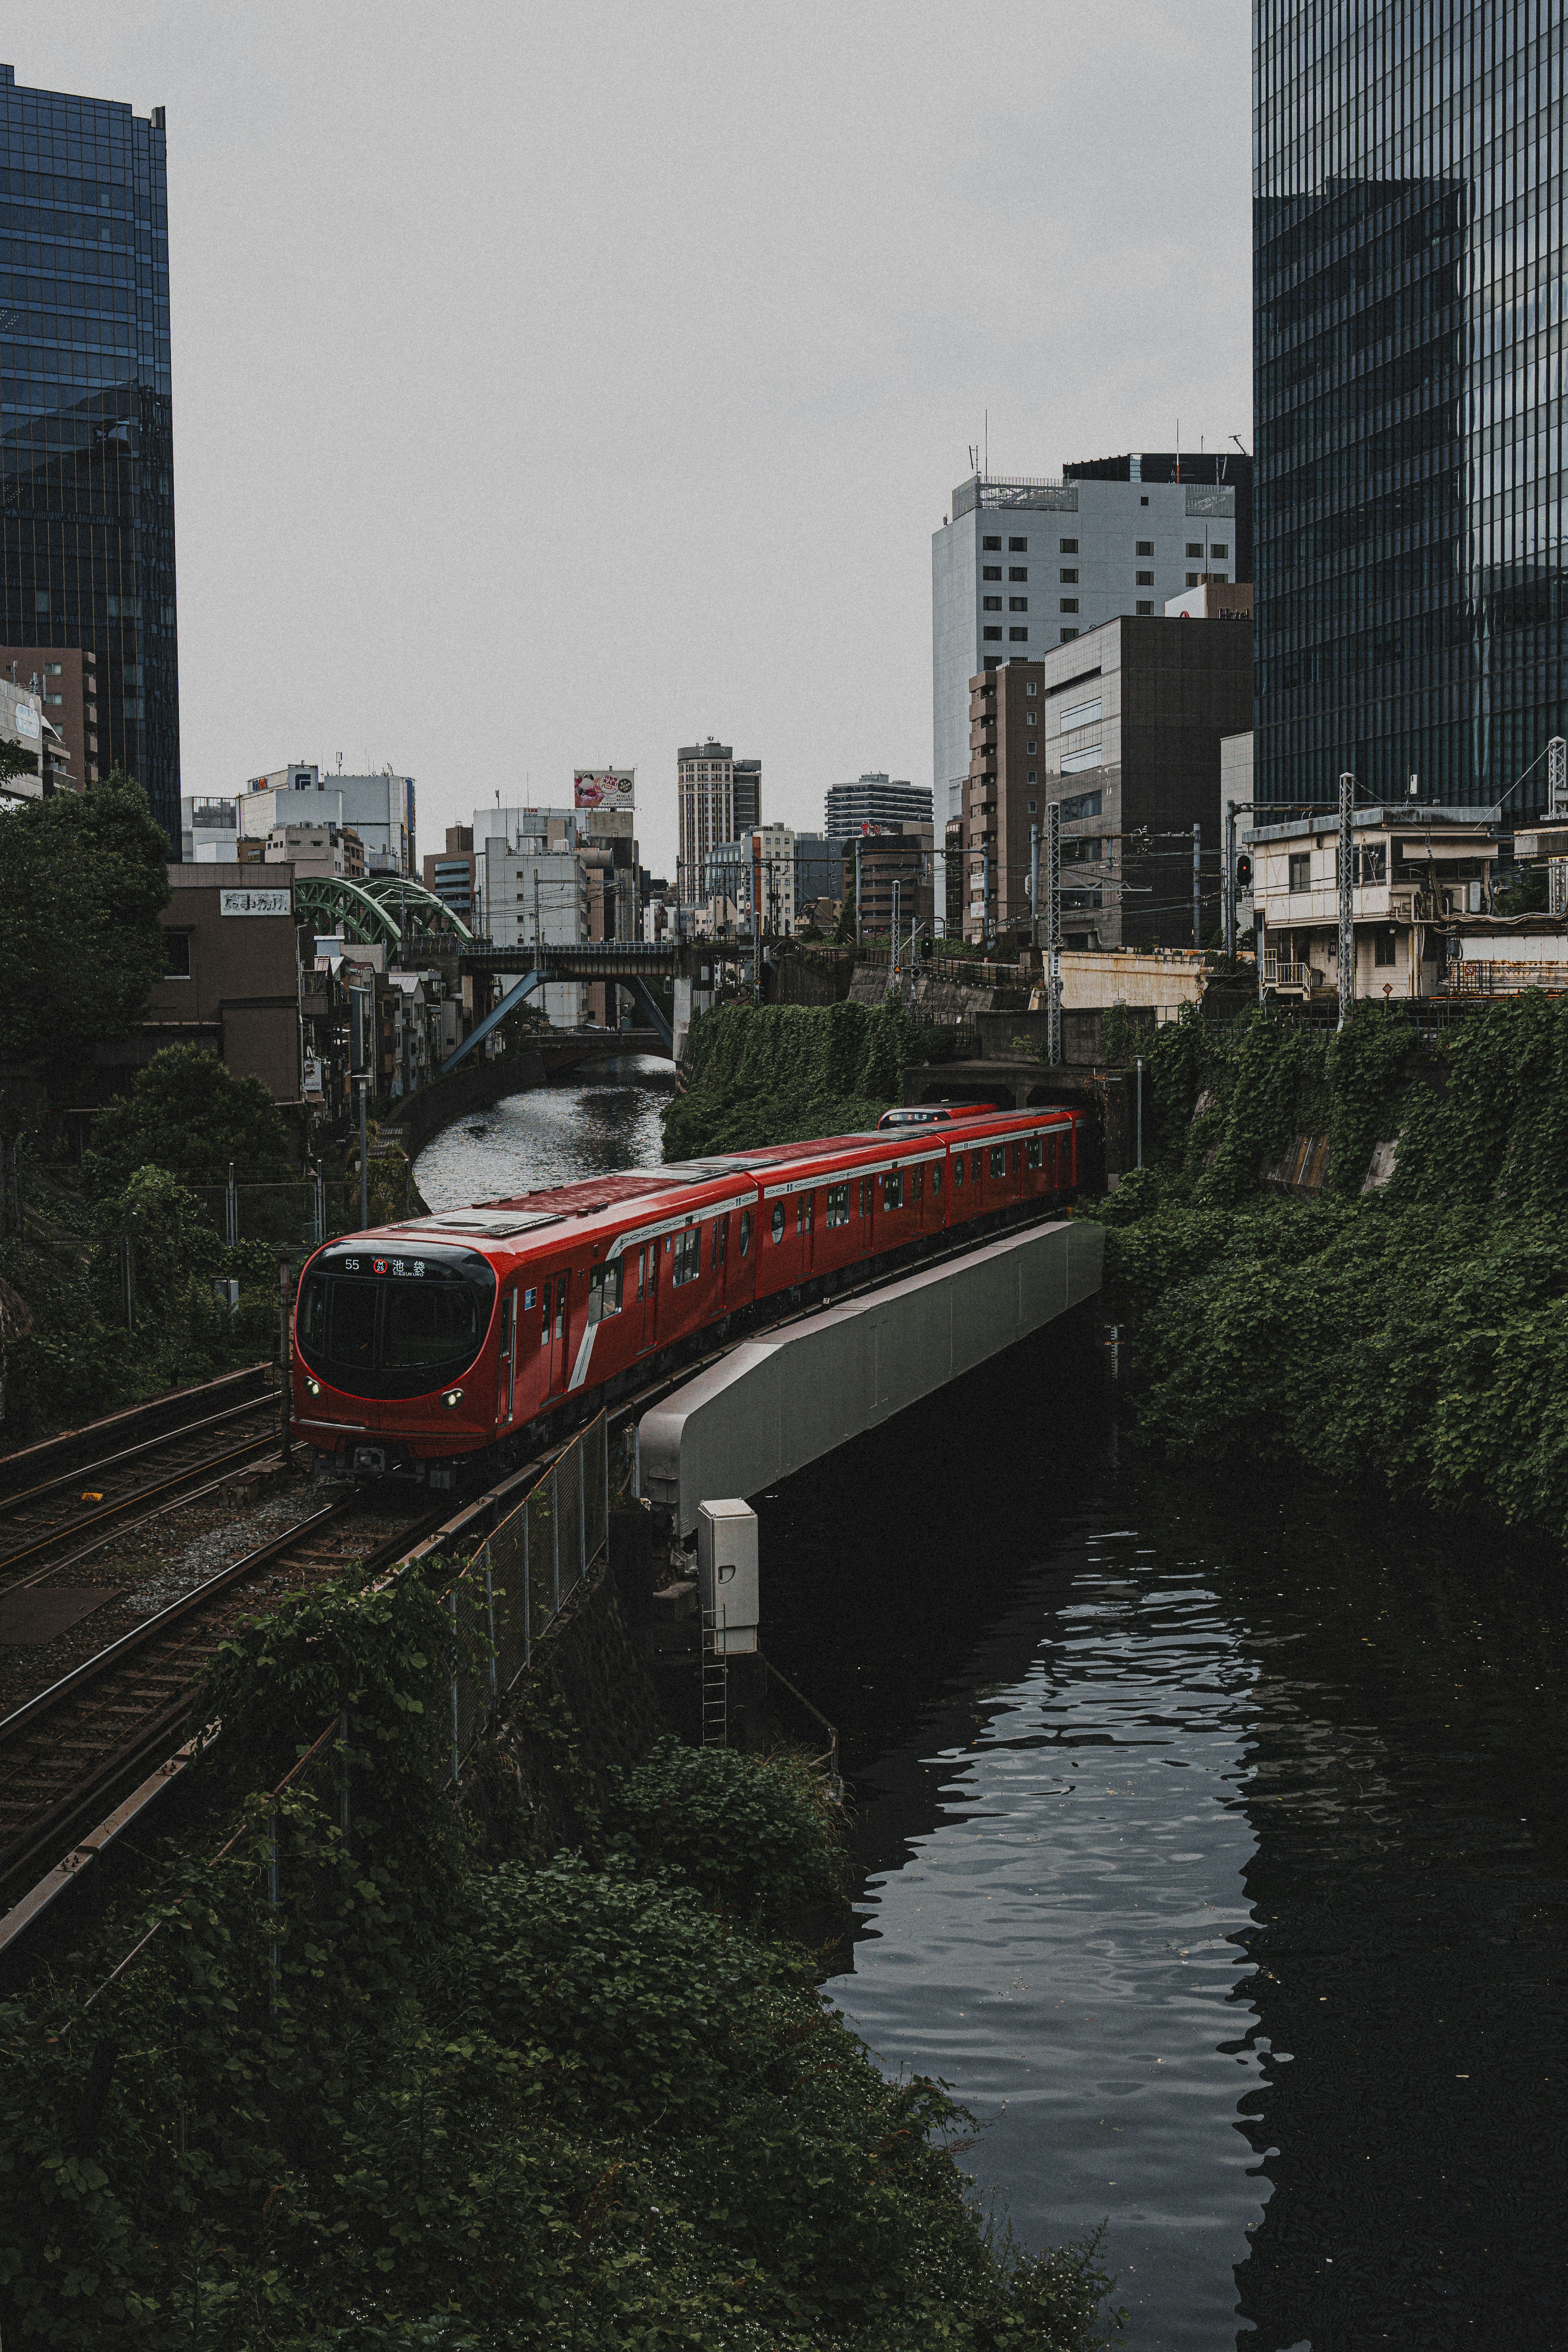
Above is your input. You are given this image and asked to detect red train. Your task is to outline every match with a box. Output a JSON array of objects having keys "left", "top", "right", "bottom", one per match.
[{"left": 292, "top": 1101, "right": 1086, "bottom": 1484}]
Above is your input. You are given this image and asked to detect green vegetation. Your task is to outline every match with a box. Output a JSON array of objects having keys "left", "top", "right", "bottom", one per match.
[
  {"left": 0, "top": 776, "right": 170, "bottom": 1070},
  {"left": 666, "top": 1001, "right": 945, "bottom": 1157},
  {"left": 0, "top": 1569, "right": 1118, "bottom": 2350},
  {"left": 1087, "top": 996, "right": 1568, "bottom": 1548},
  {"left": 84, "top": 1047, "right": 294, "bottom": 1192}
]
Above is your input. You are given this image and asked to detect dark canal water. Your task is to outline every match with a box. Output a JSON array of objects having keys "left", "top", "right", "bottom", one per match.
[{"left": 426, "top": 1072, "right": 1568, "bottom": 2350}]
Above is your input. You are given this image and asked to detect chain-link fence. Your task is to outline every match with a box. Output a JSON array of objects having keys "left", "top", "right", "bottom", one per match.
[{"left": 443, "top": 1414, "right": 609, "bottom": 1780}]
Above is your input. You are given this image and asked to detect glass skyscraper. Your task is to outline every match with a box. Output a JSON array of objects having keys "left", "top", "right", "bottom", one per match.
[
  {"left": 1255, "top": 3, "right": 1565, "bottom": 814},
  {"left": 0, "top": 62, "right": 178, "bottom": 838}
]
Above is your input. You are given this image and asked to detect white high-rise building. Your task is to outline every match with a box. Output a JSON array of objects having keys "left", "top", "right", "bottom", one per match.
[
  {"left": 474, "top": 804, "right": 588, "bottom": 1026},
  {"left": 932, "top": 457, "right": 1249, "bottom": 837},
  {"left": 230, "top": 765, "right": 417, "bottom": 874}
]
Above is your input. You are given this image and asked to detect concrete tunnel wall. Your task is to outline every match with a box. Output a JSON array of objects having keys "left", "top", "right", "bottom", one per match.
[{"left": 636, "top": 1216, "right": 1105, "bottom": 1536}]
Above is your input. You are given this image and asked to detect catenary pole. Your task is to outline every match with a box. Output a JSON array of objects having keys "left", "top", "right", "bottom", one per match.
[
  {"left": 1030, "top": 822, "right": 1040, "bottom": 954},
  {"left": 1046, "top": 798, "right": 1062, "bottom": 1066},
  {"left": 1224, "top": 800, "right": 1237, "bottom": 959},
  {"left": 1192, "top": 822, "right": 1202, "bottom": 948}
]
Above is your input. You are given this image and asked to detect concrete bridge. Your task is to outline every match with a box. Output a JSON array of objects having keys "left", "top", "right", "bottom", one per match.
[{"left": 636, "top": 1215, "right": 1104, "bottom": 1537}]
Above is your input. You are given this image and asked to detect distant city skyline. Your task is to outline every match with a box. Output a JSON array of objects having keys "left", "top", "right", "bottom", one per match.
[{"left": 9, "top": 7, "right": 1248, "bottom": 876}]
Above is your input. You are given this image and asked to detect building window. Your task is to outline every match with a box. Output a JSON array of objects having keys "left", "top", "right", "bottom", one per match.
[
  {"left": 1211, "top": 544, "right": 1229, "bottom": 558},
  {"left": 1027, "top": 769, "right": 1038, "bottom": 784},
  {"left": 1186, "top": 573, "right": 1200, "bottom": 587},
  {"left": 1210, "top": 572, "right": 1228, "bottom": 582},
  {"left": 1008, "top": 536, "right": 1027, "bottom": 552},
  {"left": 1060, "top": 538, "right": 1078, "bottom": 553},
  {"left": 1009, "top": 627, "right": 1029, "bottom": 641},
  {"left": 1136, "top": 570, "right": 1154, "bottom": 586},
  {"left": 984, "top": 595, "right": 1003, "bottom": 611},
  {"left": 1186, "top": 543, "right": 1205, "bottom": 557},
  {"left": 1009, "top": 566, "right": 1028, "bottom": 581},
  {"left": 1136, "top": 539, "right": 1154, "bottom": 556},
  {"left": 1059, "top": 568, "right": 1078, "bottom": 583},
  {"left": 1374, "top": 930, "right": 1396, "bottom": 967},
  {"left": 1027, "top": 798, "right": 1038, "bottom": 813},
  {"left": 1288, "top": 853, "right": 1311, "bottom": 892},
  {"left": 1140, "top": 495, "right": 1149, "bottom": 504},
  {"left": 1136, "top": 600, "right": 1154, "bottom": 615},
  {"left": 982, "top": 535, "right": 1002, "bottom": 550},
  {"left": 982, "top": 564, "right": 1002, "bottom": 580},
  {"left": 163, "top": 931, "right": 192, "bottom": 978},
  {"left": 1009, "top": 596, "right": 1028, "bottom": 611},
  {"left": 1060, "top": 627, "right": 1079, "bottom": 641},
  {"left": 1026, "top": 737, "right": 1038, "bottom": 753},
  {"left": 983, "top": 626, "right": 1002, "bottom": 641},
  {"left": 1060, "top": 598, "right": 1079, "bottom": 612},
  {"left": 1026, "top": 681, "right": 1038, "bottom": 696},
  {"left": 1061, "top": 788, "right": 1102, "bottom": 822}
]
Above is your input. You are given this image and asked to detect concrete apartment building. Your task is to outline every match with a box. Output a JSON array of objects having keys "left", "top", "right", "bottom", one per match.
[
  {"left": 962, "top": 610, "right": 1252, "bottom": 947},
  {"left": 824, "top": 773, "right": 931, "bottom": 840},
  {"left": 1247, "top": 806, "right": 1500, "bottom": 1001},
  {"left": 423, "top": 825, "right": 477, "bottom": 927},
  {"left": 0, "top": 676, "right": 52, "bottom": 800},
  {"left": 932, "top": 454, "right": 1252, "bottom": 853},
  {"left": 236, "top": 766, "right": 416, "bottom": 874},
  {"left": 264, "top": 822, "right": 365, "bottom": 878},
  {"left": 850, "top": 828, "right": 935, "bottom": 938},
  {"left": 0, "top": 646, "right": 97, "bottom": 786},
  {"left": 677, "top": 739, "right": 760, "bottom": 905},
  {"left": 142, "top": 865, "right": 305, "bottom": 1105}
]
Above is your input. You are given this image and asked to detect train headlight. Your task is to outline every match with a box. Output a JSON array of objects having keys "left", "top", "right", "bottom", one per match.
[
  {"left": 305, "top": 1376, "right": 321, "bottom": 1398},
  {"left": 441, "top": 1388, "right": 465, "bottom": 1408}
]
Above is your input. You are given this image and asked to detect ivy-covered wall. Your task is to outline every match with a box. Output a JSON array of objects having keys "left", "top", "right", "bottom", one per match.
[
  {"left": 1087, "top": 996, "right": 1568, "bottom": 1549},
  {"left": 664, "top": 1000, "right": 945, "bottom": 1159}
]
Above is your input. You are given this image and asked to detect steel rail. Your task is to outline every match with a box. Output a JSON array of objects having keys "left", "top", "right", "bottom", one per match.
[
  {"left": 0, "top": 1393, "right": 282, "bottom": 1521},
  {"left": 0, "top": 1427, "right": 283, "bottom": 1580},
  {"left": 0, "top": 1363, "right": 273, "bottom": 1497}
]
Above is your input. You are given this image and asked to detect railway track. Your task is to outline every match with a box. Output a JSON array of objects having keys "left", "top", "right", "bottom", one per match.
[
  {"left": 0, "top": 1370, "right": 284, "bottom": 1582},
  {"left": 0, "top": 1489, "right": 446, "bottom": 1910}
]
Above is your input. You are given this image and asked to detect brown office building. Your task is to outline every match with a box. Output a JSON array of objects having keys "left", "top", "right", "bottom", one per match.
[
  {"left": 845, "top": 829, "right": 934, "bottom": 937},
  {"left": 144, "top": 865, "right": 305, "bottom": 1105},
  {"left": 962, "top": 613, "right": 1252, "bottom": 948},
  {"left": 0, "top": 643, "right": 98, "bottom": 788}
]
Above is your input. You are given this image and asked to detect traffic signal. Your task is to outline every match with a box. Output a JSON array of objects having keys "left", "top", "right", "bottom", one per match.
[
  {"left": 920, "top": 935, "right": 933, "bottom": 959},
  {"left": 1235, "top": 852, "right": 1253, "bottom": 890}
]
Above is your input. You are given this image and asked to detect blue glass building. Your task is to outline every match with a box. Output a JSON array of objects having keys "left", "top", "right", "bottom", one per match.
[
  {"left": 1255, "top": 3, "right": 1566, "bottom": 814},
  {"left": 0, "top": 62, "right": 178, "bottom": 837}
]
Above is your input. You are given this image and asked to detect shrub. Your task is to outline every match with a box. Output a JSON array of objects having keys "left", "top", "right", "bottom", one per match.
[{"left": 608, "top": 1737, "right": 845, "bottom": 1927}]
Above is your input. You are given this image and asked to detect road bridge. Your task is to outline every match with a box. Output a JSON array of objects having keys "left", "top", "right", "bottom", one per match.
[{"left": 636, "top": 1215, "right": 1103, "bottom": 1536}]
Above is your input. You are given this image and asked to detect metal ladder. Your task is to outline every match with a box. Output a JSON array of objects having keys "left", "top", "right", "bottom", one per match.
[{"left": 700, "top": 1606, "right": 728, "bottom": 1747}]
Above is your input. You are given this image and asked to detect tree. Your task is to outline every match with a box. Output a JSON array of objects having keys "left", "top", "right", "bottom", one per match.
[
  {"left": 0, "top": 774, "right": 170, "bottom": 1071},
  {"left": 0, "top": 738, "right": 39, "bottom": 788},
  {"left": 86, "top": 1045, "right": 293, "bottom": 1190},
  {"left": 832, "top": 890, "right": 855, "bottom": 945}
]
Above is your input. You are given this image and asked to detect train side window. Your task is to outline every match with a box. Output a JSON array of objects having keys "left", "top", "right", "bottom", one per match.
[
  {"left": 1012, "top": 1141, "right": 1023, "bottom": 1173},
  {"left": 796, "top": 1189, "right": 815, "bottom": 1233},
  {"left": 824, "top": 1182, "right": 849, "bottom": 1227},
  {"left": 931, "top": 1160, "right": 943, "bottom": 1196},
  {"left": 555, "top": 1281, "right": 566, "bottom": 1339},
  {"left": 1028, "top": 1135, "right": 1042, "bottom": 1169},
  {"left": 588, "top": 1261, "right": 622, "bottom": 1323},
  {"left": 672, "top": 1227, "right": 701, "bottom": 1285},
  {"left": 635, "top": 1249, "right": 644, "bottom": 1299},
  {"left": 971, "top": 1152, "right": 983, "bottom": 1180},
  {"left": 714, "top": 1215, "right": 728, "bottom": 1265},
  {"left": 883, "top": 1169, "right": 903, "bottom": 1209},
  {"left": 739, "top": 1210, "right": 752, "bottom": 1256},
  {"left": 990, "top": 1146, "right": 1006, "bottom": 1178},
  {"left": 952, "top": 1154, "right": 963, "bottom": 1187},
  {"left": 539, "top": 1280, "right": 551, "bottom": 1345},
  {"left": 860, "top": 1176, "right": 873, "bottom": 1214},
  {"left": 770, "top": 1202, "right": 786, "bottom": 1244}
]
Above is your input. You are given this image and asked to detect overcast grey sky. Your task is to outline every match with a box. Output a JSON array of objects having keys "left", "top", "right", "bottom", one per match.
[{"left": 11, "top": 2, "right": 1250, "bottom": 878}]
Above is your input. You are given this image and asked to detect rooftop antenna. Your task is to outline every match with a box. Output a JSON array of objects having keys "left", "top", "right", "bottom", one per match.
[
  {"left": 984, "top": 407, "right": 989, "bottom": 480},
  {"left": 1231, "top": 433, "right": 1247, "bottom": 454},
  {"left": 1175, "top": 417, "right": 1181, "bottom": 485}
]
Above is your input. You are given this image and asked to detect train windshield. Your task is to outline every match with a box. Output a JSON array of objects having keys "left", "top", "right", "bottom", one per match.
[{"left": 297, "top": 1245, "right": 496, "bottom": 1399}]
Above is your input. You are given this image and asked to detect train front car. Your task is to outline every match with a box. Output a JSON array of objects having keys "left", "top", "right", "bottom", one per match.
[{"left": 292, "top": 1232, "right": 503, "bottom": 1482}]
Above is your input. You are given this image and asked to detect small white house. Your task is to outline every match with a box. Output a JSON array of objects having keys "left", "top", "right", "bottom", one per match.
[{"left": 1244, "top": 804, "right": 1499, "bottom": 1001}]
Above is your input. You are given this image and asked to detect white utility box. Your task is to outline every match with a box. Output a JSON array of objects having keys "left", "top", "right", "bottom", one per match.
[{"left": 697, "top": 1499, "right": 759, "bottom": 1655}]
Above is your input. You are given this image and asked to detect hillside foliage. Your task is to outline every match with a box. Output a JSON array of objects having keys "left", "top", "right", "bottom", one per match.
[
  {"left": 664, "top": 1001, "right": 942, "bottom": 1158},
  {"left": 1088, "top": 996, "right": 1568, "bottom": 1548}
]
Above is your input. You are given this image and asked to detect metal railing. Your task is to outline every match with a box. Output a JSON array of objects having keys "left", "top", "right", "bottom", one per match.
[
  {"left": 443, "top": 1414, "right": 610, "bottom": 1780},
  {"left": 1436, "top": 959, "right": 1568, "bottom": 997}
]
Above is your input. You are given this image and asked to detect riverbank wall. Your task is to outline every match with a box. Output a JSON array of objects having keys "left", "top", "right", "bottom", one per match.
[{"left": 377, "top": 1038, "right": 658, "bottom": 1162}]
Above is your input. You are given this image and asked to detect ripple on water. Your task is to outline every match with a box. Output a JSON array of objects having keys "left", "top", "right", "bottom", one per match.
[
  {"left": 413, "top": 1056, "right": 673, "bottom": 1209},
  {"left": 831, "top": 1543, "right": 1266, "bottom": 2352}
]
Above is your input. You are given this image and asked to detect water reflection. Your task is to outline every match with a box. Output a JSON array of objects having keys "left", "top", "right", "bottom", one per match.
[
  {"left": 760, "top": 1321, "right": 1568, "bottom": 2348},
  {"left": 413, "top": 1054, "right": 673, "bottom": 1210}
]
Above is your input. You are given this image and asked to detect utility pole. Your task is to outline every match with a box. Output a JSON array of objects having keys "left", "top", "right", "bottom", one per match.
[
  {"left": 1029, "top": 822, "right": 1040, "bottom": 954},
  {"left": 358, "top": 1079, "right": 370, "bottom": 1228},
  {"left": 890, "top": 878, "right": 902, "bottom": 994},
  {"left": 1338, "top": 770, "right": 1356, "bottom": 1030},
  {"left": 1224, "top": 800, "right": 1237, "bottom": 960},
  {"left": 854, "top": 837, "right": 862, "bottom": 947},
  {"left": 1046, "top": 798, "right": 1062, "bottom": 1067},
  {"left": 982, "top": 844, "right": 991, "bottom": 946},
  {"left": 1192, "top": 822, "right": 1202, "bottom": 949}
]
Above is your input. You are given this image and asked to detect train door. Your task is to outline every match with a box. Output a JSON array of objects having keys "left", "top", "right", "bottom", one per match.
[
  {"left": 497, "top": 1287, "right": 517, "bottom": 1424},
  {"left": 795, "top": 1187, "right": 815, "bottom": 1277},
  {"left": 858, "top": 1173, "right": 875, "bottom": 1255},
  {"left": 713, "top": 1213, "right": 730, "bottom": 1309},
  {"left": 545, "top": 1270, "right": 570, "bottom": 1396}
]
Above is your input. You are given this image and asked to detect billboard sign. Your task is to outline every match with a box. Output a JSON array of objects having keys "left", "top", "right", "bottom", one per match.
[{"left": 574, "top": 768, "right": 635, "bottom": 811}]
